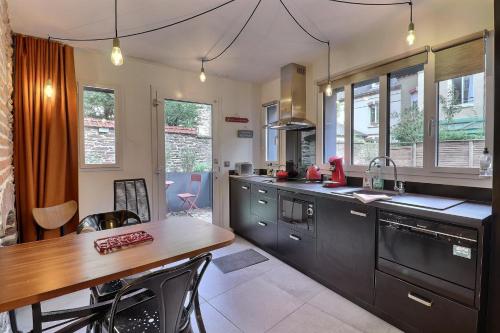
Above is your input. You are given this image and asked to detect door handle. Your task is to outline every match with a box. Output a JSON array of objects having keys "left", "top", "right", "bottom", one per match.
[
  {"left": 258, "top": 200, "right": 267, "bottom": 205},
  {"left": 408, "top": 292, "right": 433, "bottom": 307},
  {"left": 241, "top": 186, "right": 249, "bottom": 190},
  {"left": 350, "top": 210, "right": 367, "bottom": 217},
  {"left": 258, "top": 221, "right": 267, "bottom": 227},
  {"left": 289, "top": 234, "right": 301, "bottom": 241},
  {"left": 258, "top": 189, "right": 268, "bottom": 194}
]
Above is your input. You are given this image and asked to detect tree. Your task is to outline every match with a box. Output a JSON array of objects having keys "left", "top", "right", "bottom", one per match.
[
  {"left": 83, "top": 90, "right": 115, "bottom": 120},
  {"left": 439, "top": 86, "right": 461, "bottom": 123},
  {"left": 391, "top": 104, "right": 424, "bottom": 144},
  {"left": 165, "top": 100, "right": 200, "bottom": 127}
]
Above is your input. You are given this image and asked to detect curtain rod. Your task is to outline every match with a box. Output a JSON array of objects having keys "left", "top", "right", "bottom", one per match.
[{"left": 431, "top": 30, "right": 490, "bottom": 53}]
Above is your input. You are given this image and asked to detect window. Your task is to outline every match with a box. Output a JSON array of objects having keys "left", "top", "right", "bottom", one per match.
[
  {"left": 389, "top": 65, "right": 424, "bottom": 167},
  {"left": 265, "top": 104, "right": 279, "bottom": 161},
  {"left": 323, "top": 88, "right": 345, "bottom": 162},
  {"left": 352, "top": 79, "right": 380, "bottom": 165},
  {"left": 437, "top": 72, "right": 485, "bottom": 168},
  {"left": 81, "top": 85, "right": 119, "bottom": 167}
]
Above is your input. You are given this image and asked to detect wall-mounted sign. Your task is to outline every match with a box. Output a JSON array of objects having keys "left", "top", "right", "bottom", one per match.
[
  {"left": 225, "top": 116, "right": 249, "bottom": 123},
  {"left": 237, "top": 130, "right": 254, "bottom": 138}
]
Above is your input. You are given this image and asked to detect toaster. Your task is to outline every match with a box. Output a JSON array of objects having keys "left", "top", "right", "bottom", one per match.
[{"left": 234, "top": 162, "right": 254, "bottom": 176}]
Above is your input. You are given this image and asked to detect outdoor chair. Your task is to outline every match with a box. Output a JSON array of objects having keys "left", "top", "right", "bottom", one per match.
[{"left": 177, "top": 174, "right": 202, "bottom": 214}]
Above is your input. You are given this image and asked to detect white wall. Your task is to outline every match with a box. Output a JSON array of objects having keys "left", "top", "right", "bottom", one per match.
[
  {"left": 75, "top": 48, "right": 261, "bottom": 228},
  {"left": 259, "top": 0, "right": 494, "bottom": 186}
]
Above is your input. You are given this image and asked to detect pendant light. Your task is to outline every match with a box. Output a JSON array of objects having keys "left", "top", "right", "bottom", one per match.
[
  {"left": 110, "top": 0, "right": 124, "bottom": 66},
  {"left": 199, "top": 60, "right": 206, "bottom": 82},
  {"left": 325, "top": 42, "right": 333, "bottom": 97},
  {"left": 406, "top": 2, "right": 415, "bottom": 46}
]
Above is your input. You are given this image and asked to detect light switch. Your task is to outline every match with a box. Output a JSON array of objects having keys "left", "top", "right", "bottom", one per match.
[{"left": 224, "top": 161, "right": 230, "bottom": 167}]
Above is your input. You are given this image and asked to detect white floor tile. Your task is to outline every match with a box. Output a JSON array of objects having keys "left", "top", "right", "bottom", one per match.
[
  {"left": 308, "top": 289, "right": 399, "bottom": 333},
  {"left": 209, "top": 277, "right": 304, "bottom": 333},
  {"left": 191, "top": 302, "right": 241, "bottom": 333},
  {"left": 267, "top": 303, "right": 362, "bottom": 333}
]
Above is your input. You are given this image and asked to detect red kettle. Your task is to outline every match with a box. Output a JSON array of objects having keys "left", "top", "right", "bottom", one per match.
[{"left": 306, "top": 165, "right": 321, "bottom": 181}]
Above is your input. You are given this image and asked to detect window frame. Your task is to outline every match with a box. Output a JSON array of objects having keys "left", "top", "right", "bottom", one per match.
[
  {"left": 78, "top": 81, "right": 123, "bottom": 171},
  {"left": 322, "top": 87, "right": 345, "bottom": 163},
  {"left": 320, "top": 34, "right": 493, "bottom": 187},
  {"left": 264, "top": 102, "right": 280, "bottom": 163}
]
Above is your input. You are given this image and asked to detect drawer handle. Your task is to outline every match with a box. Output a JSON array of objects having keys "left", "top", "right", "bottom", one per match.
[
  {"left": 241, "top": 186, "right": 249, "bottom": 190},
  {"left": 350, "top": 210, "right": 367, "bottom": 217},
  {"left": 258, "top": 200, "right": 268, "bottom": 205},
  {"left": 408, "top": 292, "right": 433, "bottom": 307},
  {"left": 289, "top": 234, "right": 301, "bottom": 241},
  {"left": 258, "top": 221, "right": 268, "bottom": 227},
  {"left": 258, "top": 189, "right": 268, "bottom": 194}
]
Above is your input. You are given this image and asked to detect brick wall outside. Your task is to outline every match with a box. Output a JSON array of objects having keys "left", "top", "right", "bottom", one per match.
[{"left": 0, "top": 0, "right": 15, "bottom": 330}]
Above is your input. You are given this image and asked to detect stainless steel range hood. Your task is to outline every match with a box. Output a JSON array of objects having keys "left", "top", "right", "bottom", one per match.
[{"left": 267, "top": 63, "right": 315, "bottom": 130}]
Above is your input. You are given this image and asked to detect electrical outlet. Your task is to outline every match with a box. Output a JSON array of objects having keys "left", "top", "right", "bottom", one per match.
[{"left": 224, "top": 161, "right": 230, "bottom": 167}]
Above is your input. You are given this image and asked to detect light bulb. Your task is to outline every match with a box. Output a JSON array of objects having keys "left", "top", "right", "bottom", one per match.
[
  {"left": 44, "top": 79, "right": 54, "bottom": 98},
  {"left": 325, "top": 82, "right": 333, "bottom": 97},
  {"left": 110, "top": 38, "right": 124, "bottom": 66},
  {"left": 200, "top": 67, "right": 206, "bottom": 82},
  {"left": 406, "top": 22, "right": 415, "bottom": 46}
]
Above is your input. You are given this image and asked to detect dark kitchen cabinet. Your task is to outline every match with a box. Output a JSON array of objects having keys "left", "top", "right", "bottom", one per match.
[
  {"left": 316, "top": 197, "right": 376, "bottom": 305},
  {"left": 247, "top": 215, "right": 277, "bottom": 250},
  {"left": 229, "top": 179, "right": 252, "bottom": 234},
  {"left": 277, "top": 223, "right": 316, "bottom": 273}
]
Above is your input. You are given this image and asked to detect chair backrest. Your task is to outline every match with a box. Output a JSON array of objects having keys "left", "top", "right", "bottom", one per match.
[
  {"left": 108, "top": 253, "right": 212, "bottom": 333},
  {"left": 189, "top": 174, "right": 202, "bottom": 196},
  {"left": 76, "top": 210, "right": 141, "bottom": 234},
  {"left": 114, "top": 178, "right": 151, "bottom": 222},
  {"left": 32, "top": 200, "right": 78, "bottom": 230}
]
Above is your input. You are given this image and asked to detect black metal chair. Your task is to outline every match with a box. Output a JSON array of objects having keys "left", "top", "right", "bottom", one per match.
[
  {"left": 104, "top": 253, "right": 212, "bottom": 333},
  {"left": 114, "top": 178, "right": 151, "bottom": 222}
]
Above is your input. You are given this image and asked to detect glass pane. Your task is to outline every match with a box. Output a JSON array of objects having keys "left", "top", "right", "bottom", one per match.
[
  {"left": 389, "top": 65, "right": 424, "bottom": 167},
  {"left": 352, "top": 79, "right": 380, "bottom": 165},
  {"left": 83, "top": 86, "right": 116, "bottom": 165},
  {"left": 266, "top": 105, "right": 279, "bottom": 161},
  {"left": 437, "top": 72, "right": 485, "bottom": 168},
  {"left": 324, "top": 89, "right": 345, "bottom": 162}
]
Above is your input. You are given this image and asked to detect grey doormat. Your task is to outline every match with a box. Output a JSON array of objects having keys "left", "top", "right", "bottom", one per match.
[{"left": 213, "top": 249, "right": 269, "bottom": 273}]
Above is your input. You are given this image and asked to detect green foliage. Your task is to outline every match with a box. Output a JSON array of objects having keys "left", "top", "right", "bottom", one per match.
[
  {"left": 439, "top": 129, "right": 484, "bottom": 141},
  {"left": 390, "top": 104, "right": 424, "bottom": 144},
  {"left": 83, "top": 90, "right": 115, "bottom": 120},
  {"left": 439, "top": 87, "right": 461, "bottom": 123},
  {"left": 165, "top": 100, "right": 200, "bottom": 127},
  {"left": 193, "top": 163, "right": 211, "bottom": 173},
  {"left": 180, "top": 150, "right": 197, "bottom": 173}
]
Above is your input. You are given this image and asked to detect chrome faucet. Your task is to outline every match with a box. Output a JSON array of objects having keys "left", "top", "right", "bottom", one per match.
[{"left": 365, "top": 156, "right": 405, "bottom": 194}]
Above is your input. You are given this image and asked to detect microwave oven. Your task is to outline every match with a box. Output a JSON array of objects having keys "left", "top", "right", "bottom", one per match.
[{"left": 234, "top": 162, "right": 254, "bottom": 176}]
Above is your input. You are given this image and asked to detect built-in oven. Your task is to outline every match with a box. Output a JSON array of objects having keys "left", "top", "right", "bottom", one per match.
[
  {"left": 378, "top": 211, "right": 478, "bottom": 305},
  {"left": 278, "top": 190, "right": 315, "bottom": 233}
]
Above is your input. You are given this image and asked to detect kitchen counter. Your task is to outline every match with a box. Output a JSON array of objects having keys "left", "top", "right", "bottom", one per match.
[{"left": 230, "top": 175, "right": 492, "bottom": 228}]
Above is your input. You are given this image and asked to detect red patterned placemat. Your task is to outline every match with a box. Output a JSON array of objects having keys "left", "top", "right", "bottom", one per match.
[{"left": 94, "top": 231, "right": 154, "bottom": 254}]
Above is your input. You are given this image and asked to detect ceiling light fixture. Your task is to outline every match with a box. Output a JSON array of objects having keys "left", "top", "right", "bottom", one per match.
[
  {"left": 200, "top": 60, "right": 207, "bottom": 82},
  {"left": 406, "top": 2, "right": 415, "bottom": 46},
  {"left": 110, "top": 0, "right": 123, "bottom": 66},
  {"left": 325, "top": 42, "right": 333, "bottom": 97}
]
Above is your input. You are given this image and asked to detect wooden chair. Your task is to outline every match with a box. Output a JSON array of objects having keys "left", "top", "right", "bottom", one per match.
[
  {"left": 177, "top": 174, "right": 202, "bottom": 214},
  {"left": 32, "top": 200, "right": 78, "bottom": 240}
]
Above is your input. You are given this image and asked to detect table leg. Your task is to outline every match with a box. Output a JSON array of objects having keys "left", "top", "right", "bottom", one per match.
[
  {"left": 194, "top": 292, "right": 206, "bottom": 333},
  {"left": 32, "top": 303, "right": 42, "bottom": 333}
]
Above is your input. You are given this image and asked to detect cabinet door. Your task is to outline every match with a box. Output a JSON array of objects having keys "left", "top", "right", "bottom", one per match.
[
  {"left": 247, "top": 216, "right": 277, "bottom": 250},
  {"left": 277, "top": 223, "right": 316, "bottom": 273},
  {"left": 316, "top": 198, "right": 376, "bottom": 304},
  {"left": 229, "top": 180, "right": 252, "bottom": 235}
]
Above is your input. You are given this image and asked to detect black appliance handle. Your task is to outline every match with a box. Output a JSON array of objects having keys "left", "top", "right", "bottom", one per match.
[{"left": 379, "top": 219, "right": 477, "bottom": 244}]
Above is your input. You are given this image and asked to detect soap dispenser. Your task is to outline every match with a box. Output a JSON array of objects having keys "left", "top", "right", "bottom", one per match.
[{"left": 479, "top": 147, "right": 492, "bottom": 176}]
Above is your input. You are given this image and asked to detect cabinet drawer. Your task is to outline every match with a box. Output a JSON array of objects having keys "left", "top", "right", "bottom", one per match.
[
  {"left": 251, "top": 194, "right": 277, "bottom": 221},
  {"left": 251, "top": 184, "right": 277, "bottom": 199},
  {"left": 375, "top": 271, "right": 478, "bottom": 333},
  {"left": 247, "top": 216, "right": 277, "bottom": 250},
  {"left": 277, "top": 223, "right": 316, "bottom": 272}
]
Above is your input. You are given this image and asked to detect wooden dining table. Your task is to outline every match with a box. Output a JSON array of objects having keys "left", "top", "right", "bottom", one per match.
[{"left": 0, "top": 218, "right": 234, "bottom": 332}]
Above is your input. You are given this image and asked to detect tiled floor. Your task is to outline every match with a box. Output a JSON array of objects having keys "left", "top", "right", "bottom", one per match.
[{"left": 14, "top": 236, "right": 402, "bottom": 333}]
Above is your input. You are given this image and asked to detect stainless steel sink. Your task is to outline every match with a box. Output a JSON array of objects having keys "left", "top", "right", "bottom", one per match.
[{"left": 333, "top": 188, "right": 400, "bottom": 198}]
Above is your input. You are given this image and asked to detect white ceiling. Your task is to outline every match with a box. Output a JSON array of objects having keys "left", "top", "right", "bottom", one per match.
[{"left": 6, "top": 0, "right": 475, "bottom": 82}]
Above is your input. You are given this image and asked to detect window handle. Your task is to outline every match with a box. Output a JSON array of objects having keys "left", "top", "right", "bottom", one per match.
[{"left": 427, "top": 119, "right": 436, "bottom": 137}]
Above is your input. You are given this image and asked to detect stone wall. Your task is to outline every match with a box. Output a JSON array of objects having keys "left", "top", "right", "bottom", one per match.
[
  {"left": 83, "top": 118, "right": 116, "bottom": 164},
  {"left": 165, "top": 127, "right": 212, "bottom": 172},
  {"left": 0, "top": 0, "right": 15, "bottom": 330}
]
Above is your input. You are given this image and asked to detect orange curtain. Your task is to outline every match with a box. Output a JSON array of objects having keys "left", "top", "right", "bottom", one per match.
[{"left": 13, "top": 35, "right": 79, "bottom": 242}]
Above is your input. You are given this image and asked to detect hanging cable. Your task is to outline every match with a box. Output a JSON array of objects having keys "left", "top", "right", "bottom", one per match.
[
  {"left": 49, "top": 0, "right": 238, "bottom": 42},
  {"left": 200, "top": 0, "right": 261, "bottom": 82}
]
